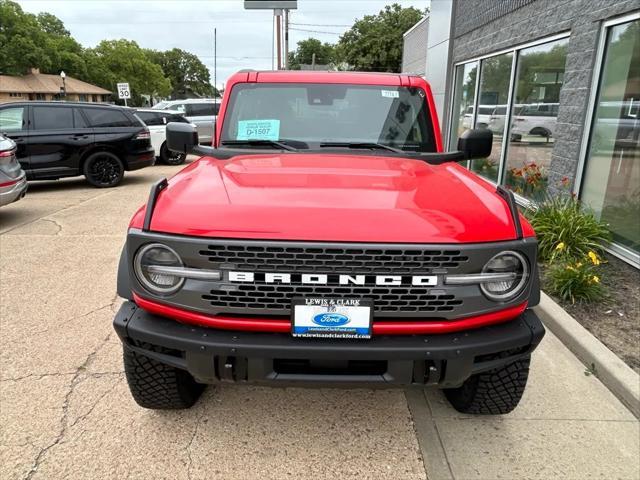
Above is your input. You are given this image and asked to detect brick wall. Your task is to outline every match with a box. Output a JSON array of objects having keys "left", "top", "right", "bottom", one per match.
[{"left": 450, "top": 0, "right": 639, "bottom": 195}]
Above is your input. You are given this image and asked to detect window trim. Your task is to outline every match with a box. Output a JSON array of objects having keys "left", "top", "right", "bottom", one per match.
[
  {"left": 496, "top": 52, "right": 519, "bottom": 184},
  {"left": 451, "top": 31, "right": 572, "bottom": 68},
  {"left": 573, "top": 11, "right": 640, "bottom": 268},
  {"left": 448, "top": 31, "right": 571, "bottom": 149}
]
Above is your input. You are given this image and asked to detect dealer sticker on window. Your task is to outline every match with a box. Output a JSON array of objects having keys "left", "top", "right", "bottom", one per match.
[
  {"left": 292, "top": 298, "right": 373, "bottom": 339},
  {"left": 381, "top": 90, "right": 399, "bottom": 98},
  {"left": 237, "top": 119, "right": 280, "bottom": 141}
]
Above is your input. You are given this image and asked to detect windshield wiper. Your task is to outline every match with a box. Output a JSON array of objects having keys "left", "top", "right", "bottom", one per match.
[
  {"left": 319, "top": 142, "right": 404, "bottom": 154},
  {"left": 221, "top": 139, "right": 298, "bottom": 151}
]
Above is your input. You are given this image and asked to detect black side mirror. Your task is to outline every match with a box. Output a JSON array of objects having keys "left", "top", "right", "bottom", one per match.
[
  {"left": 166, "top": 122, "right": 198, "bottom": 154},
  {"left": 457, "top": 128, "right": 492, "bottom": 159}
]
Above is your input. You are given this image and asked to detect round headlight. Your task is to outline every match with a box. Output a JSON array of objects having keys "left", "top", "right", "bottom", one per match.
[
  {"left": 134, "top": 243, "right": 184, "bottom": 295},
  {"left": 480, "top": 251, "right": 529, "bottom": 301}
]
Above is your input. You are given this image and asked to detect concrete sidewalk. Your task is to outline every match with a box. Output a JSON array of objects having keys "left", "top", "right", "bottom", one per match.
[{"left": 1, "top": 163, "right": 638, "bottom": 480}]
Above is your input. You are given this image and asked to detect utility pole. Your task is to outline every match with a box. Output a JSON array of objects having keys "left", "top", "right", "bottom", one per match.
[
  {"left": 275, "top": 9, "right": 282, "bottom": 70},
  {"left": 214, "top": 28, "right": 217, "bottom": 99},
  {"left": 284, "top": 9, "right": 289, "bottom": 69},
  {"left": 311, "top": 53, "right": 316, "bottom": 71}
]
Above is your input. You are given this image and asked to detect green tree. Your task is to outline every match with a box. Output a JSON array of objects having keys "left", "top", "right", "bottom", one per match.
[
  {"left": 85, "top": 40, "right": 171, "bottom": 106},
  {"left": 146, "top": 48, "right": 214, "bottom": 98},
  {"left": 0, "top": 0, "right": 51, "bottom": 74},
  {"left": 288, "top": 38, "right": 336, "bottom": 70},
  {"left": 0, "top": 1, "right": 87, "bottom": 77},
  {"left": 36, "top": 12, "right": 70, "bottom": 36},
  {"left": 37, "top": 12, "right": 87, "bottom": 79},
  {"left": 337, "top": 3, "right": 424, "bottom": 72}
]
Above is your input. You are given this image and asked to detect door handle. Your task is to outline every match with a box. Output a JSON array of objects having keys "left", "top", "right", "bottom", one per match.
[{"left": 72, "top": 134, "right": 89, "bottom": 139}]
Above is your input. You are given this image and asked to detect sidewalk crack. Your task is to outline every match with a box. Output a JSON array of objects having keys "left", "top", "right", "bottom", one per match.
[
  {"left": 186, "top": 409, "right": 204, "bottom": 480},
  {"left": 24, "top": 331, "right": 114, "bottom": 480}
]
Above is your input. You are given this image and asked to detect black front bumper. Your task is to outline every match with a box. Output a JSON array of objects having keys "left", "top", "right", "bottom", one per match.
[{"left": 114, "top": 301, "right": 545, "bottom": 388}]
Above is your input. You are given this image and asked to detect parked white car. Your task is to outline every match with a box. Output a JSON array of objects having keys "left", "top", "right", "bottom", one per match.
[
  {"left": 510, "top": 103, "right": 559, "bottom": 141},
  {"left": 135, "top": 109, "right": 190, "bottom": 165},
  {"left": 152, "top": 99, "right": 219, "bottom": 144},
  {"left": 461, "top": 105, "right": 495, "bottom": 130}
]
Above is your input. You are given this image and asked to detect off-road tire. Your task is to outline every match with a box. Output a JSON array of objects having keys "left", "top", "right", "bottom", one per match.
[
  {"left": 160, "top": 142, "right": 187, "bottom": 165},
  {"left": 83, "top": 151, "right": 124, "bottom": 188},
  {"left": 123, "top": 347, "right": 205, "bottom": 410},
  {"left": 444, "top": 356, "right": 530, "bottom": 415}
]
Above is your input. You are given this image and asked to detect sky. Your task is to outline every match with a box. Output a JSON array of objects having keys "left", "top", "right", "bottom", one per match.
[{"left": 16, "top": 0, "right": 427, "bottom": 90}]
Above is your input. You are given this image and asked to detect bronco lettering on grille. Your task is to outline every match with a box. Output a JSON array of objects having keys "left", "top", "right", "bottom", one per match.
[{"left": 228, "top": 271, "right": 438, "bottom": 286}]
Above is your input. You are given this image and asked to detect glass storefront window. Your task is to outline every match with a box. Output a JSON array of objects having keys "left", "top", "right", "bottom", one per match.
[
  {"left": 503, "top": 38, "right": 569, "bottom": 201},
  {"left": 469, "top": 52, "right": 513, "bottom": 183},
  {"left": 581, "top": 19, "right": 639, "bottom": 253},
  {"left": 449, "top": 61, "right": 478, "bottom": 150}
]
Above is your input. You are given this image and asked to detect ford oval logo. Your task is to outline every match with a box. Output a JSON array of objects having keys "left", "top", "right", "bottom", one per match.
[{"left": 312, "top": 313, "right": 350, "bottom": 327}]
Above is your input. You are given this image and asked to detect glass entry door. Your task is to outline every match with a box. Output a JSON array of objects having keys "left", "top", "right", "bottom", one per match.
[{"left": 581, "top": 18, "right": 640, "bottom": 254}]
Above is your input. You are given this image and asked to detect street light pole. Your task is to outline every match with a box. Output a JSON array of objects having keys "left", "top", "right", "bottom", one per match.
[
  {"left": 275, "top": 9, "right": 282, "bottom": 70},
  {"left": 60, "top": 71, "right": 67, "bottom": 100},
  {"left": 214, "top": 28, "right": 217, "bottom": 99},
  {"left": 284, "top": 9, "right": 289, "bottom": 69}
]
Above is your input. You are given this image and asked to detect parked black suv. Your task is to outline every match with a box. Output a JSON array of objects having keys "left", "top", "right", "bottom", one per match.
[{"left": 0, "top": 102, "right": 155, "bottom": 187}]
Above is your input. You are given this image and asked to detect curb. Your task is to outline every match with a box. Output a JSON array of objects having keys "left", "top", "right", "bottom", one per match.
[{"left": 534, "top": 292, "right": 640, "bottom": 419}]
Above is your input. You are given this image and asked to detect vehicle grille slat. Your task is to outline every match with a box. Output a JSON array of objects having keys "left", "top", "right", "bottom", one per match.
[
  {"left": 196, "top": 243, "right": 469, "bottom": 316},
  {"left": 199, "top": 245, "right": 468, "bottom": 274}
]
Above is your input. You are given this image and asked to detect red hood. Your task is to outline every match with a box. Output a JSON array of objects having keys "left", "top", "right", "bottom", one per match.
[{"left": 131, "top": 154, "right": 533, "bottom": 243}]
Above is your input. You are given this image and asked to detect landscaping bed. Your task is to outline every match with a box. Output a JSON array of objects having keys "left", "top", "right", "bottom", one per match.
[{"left": 541, "top": 254, "right": 640, "bottom": 374}]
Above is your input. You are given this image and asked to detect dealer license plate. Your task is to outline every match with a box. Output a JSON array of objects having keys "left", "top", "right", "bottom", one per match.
[{"left": 291, "top": 298, "right": 373, "bottom": 339}]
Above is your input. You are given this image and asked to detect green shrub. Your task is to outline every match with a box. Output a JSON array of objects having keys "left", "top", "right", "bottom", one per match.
[
  {"left": 526, "top": 196, "right": 611, "bottom": 263},
  {"left": 546, "top": 254, "right": 605, "bottom": 304}
]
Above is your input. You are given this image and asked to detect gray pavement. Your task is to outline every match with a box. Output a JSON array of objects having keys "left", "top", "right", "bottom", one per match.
[{"left": 1, "top": 161, "right": 638, "bottom": 480}]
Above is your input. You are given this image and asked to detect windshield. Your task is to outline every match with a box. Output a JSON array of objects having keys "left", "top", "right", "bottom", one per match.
[
  {"left": 220, "top": 83, "right": 436, "bottom": 152},
  {"left": 152, "top": 101, "right": 169, "bottom": 110}
]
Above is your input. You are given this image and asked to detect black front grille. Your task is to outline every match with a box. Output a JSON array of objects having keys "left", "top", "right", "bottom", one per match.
[
  {"left": 202, "top": 285, "right": 463, "bottom": 315},
  {"left": 199, "top": 244, "right": 468, "bottom": 274}
]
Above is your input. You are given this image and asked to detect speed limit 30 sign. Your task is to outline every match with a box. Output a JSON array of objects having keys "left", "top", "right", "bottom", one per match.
[{"left": 117, "top": 83, "right": 131, "bottom": 99}]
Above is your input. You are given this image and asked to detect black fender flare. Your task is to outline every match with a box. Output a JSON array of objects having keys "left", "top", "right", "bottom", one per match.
[
  {"left": 117, "top": 243, "right": 133, "bottom": 300},
  {"left": 528, "top": 263, "right": 541, "bottom": 308}
]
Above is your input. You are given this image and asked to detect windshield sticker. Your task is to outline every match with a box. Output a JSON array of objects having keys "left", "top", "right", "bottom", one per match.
[
  {"left": 237, "top": 119, "right": 280, "bottom": 141},
  {"left": 381, "top": 90, "right": 399, "bottom": 98}
]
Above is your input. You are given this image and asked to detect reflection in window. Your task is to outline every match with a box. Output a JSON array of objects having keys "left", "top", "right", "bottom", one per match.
[
  {"left": 581, "top": 19, "right": 639, "bottom": 253},
  {"left": 469, "top": 52, "right": 513, "bottom": 183},
  {"left": 504, "top": 38, "right": 569, "bottom": 200},
  {"left": 449, "top": 61, "right": 478, "bottom": 150}
]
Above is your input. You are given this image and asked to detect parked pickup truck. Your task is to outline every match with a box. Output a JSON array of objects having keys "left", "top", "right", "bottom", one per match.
[{"left": 114, "top": 71, "right": 544, "bottom": 414}]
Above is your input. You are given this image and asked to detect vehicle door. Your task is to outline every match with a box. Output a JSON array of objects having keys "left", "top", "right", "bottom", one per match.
[
  {"left": 185, "top": 102, "right": 218, "bottom": 143},
  {"left": 82, "top": 107, "right": 136, "bottom": 150},
  {"left": 0, "top": 105, "right": 30, "bottom": 171},
  {"left": 136, "top": 111, "right": 165, "bottom": 155},
  {"left": 28, "top": 105, "right": 89, "bottom": 178}
]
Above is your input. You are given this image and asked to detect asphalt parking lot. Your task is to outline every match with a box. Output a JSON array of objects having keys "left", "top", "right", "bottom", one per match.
[{"left": 1, "top": 161, "right": 639, "bottom": 480}]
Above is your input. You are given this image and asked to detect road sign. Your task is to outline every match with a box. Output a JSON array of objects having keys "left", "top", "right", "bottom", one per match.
[
  {"left": 244, "top": 1, "right": 297, "bottom": 9},
  {"left": 117, "top": 83, "right": 131, "bottom": 100}
]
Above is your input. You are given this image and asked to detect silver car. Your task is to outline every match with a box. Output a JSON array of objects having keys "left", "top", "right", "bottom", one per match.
[
  {"left": 152, "top": 99, "right": 219, "bottom": 144},
  {"left": 0, "top": 134, "right": 27, "bottom": 206}
]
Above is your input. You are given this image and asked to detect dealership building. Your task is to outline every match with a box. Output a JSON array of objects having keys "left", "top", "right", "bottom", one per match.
[{"left": 402, "top": 0, "right": 639, "bottom": 267}]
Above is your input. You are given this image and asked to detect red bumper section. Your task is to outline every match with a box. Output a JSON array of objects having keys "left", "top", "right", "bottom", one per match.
[{"left": 132, "top": 293, "right": 528, "bottom": 336}]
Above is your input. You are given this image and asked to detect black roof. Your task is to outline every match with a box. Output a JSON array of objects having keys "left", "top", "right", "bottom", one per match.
[{"left": 0, "top": 101, "right": 125, "bottom": 109}]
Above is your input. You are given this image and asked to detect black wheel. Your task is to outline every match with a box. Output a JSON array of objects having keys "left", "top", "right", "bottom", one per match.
[
  {"left": 160, "top": 142, "right": 186, "bottom": 165},
  {"left": 83, "top": 151, "right": 124, "bottom": 188},
  {"left": 123, "top": 346, "right": 205, "bottom": 410},
  {"left": 444, "top": 356, "right": 530, "bottom": 415},
  {"left": 530, "top": 127, "right": 551, "bottom": 137}
]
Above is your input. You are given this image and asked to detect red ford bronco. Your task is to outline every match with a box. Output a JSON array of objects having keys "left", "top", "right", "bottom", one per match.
[{"left": 114, "top": 70, "right": 544, "bottom": 414}]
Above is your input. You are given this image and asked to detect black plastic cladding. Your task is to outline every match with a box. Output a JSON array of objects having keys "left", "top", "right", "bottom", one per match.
[{"left": 123, "top": 229, "right": 539, "bottom": 320}]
